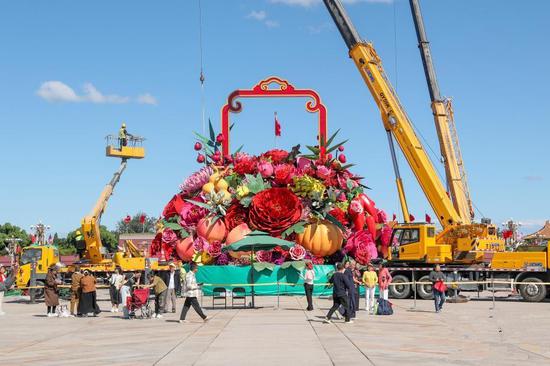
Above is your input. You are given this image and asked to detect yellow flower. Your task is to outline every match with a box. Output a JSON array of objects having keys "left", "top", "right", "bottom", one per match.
[{"left": 236, "top": 185, "right": 250, "bottom": 199}]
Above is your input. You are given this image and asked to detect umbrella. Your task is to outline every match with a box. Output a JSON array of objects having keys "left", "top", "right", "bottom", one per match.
[{"left": 222, "top": 231, "right": 295, "bottom": 308}]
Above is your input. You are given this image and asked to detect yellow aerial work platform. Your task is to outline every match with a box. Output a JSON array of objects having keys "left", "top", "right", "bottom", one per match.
[{"left": 105, "top": 135, "right": 145, "bottom": 159}]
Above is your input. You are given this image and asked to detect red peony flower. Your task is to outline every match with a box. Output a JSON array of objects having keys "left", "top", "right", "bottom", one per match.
[
  {"left": 262, "top": 149, "right": 289, "bottom": 164},
  {"left": 207, "top": 240, "right": 222, "bottom": 257},
  {"left": 162, "top": 228, "right": 178, "bottom": 244},
  {"left": 249, "top": 188, "right": 302, "bottom": 236},
  {"left": 311, "top": 256, "right": 325, "bottom": 265},
  {"left": 273, "top": 164, "right": 296, "bottom": 186},
  {"left": 329, "top": 207, "right": 349, "bottom": 226},
  {"left": 150, "top": 233, "right": 163, "bottom": 257},
  {"left": 224, "top": 201, "right": 249, "bottom": 230},
  {"left": 233, "top": 154, "right": 258, "bottom": 175}
]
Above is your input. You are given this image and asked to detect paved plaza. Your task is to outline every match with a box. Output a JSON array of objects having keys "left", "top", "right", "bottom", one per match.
[{"left": 1, "top": 291, "right": 549, "bottom": 366}]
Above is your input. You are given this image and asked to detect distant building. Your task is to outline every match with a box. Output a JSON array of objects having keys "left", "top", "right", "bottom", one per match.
[
  {"left": 523, "top": 221, "right": 550, "bottom": 245},
  {"left": 118, "top": 233, "right": 156, "bottom": 255}
]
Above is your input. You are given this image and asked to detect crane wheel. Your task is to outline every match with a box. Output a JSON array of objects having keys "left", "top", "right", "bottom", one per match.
[
  {"left": 416, "top": 275, "right": 434, "bottom": 300},
  {"left": 519, "top": 277, "right": 546, "bottom": 302},
  {"left": 389, "top": 274, "right": 412, "bottom": 299}
]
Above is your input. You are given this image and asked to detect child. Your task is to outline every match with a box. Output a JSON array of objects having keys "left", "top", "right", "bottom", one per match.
[{"left": 362, "top": 264, "right": 378, "bottom": 314}]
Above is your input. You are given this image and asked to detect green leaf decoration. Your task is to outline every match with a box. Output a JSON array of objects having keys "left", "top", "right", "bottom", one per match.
[
  {"left": 239, "top": 196, "right": 252, "bottom": 208},
  {"left": 245, "top": 173, "right": 269, "bottom": 194},
  {"left": 234, "top": 144, "right": 244, "bottom": 154},
  {"left": 340, "top": 164, "right": 355, "bottom": 170},
  {"left": 301, "top": 154, "right": 318, "bottom": 160},
  {"left": 325, "top": 213, "right": 346, "bottom": 232},
  {"left": 208, "top": 119, "right": 216, "bottom": 142},
  {"left": 230, "top": 122, "right": 235, "bottom": 131},
  {"left": 281, "top": 221, "right": 306, "bottom": 238},
  {"left": 253, "top": 262, "right": 275, "bottom": 272},
  {"left": 185, "top": 199, "right": 214, "bottom": 212},
  {"left": 325, "top": 128, "right": 341, "bottom": 148},
  {"left": 163, "top": 221, "right": 184, "bottom": 231},
  {"left": 292, "top": 261, "right": 306, "bottom": 271},
  {"left": 326, "top": 139, "right": 348, "bottom": 154},
  {"left": 280, "top": 262, "right": 292, "bottom": 269},
  {"left": 346, "top": 178, "right": 355, "bottom": 190},
  {"left": 306, "top": 145, "right": 320, "bottom": 154}
]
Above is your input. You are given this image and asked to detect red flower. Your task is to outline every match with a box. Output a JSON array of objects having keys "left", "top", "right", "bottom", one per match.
[
  {"left": 311, "top": 256, "right": 325, "bottom": 265},
  {"left": 344, "top": 229, "right": 373, "bottom": 256},
  {"left": 179, "top": 198, "right": 208, "bottom": 230},
  {"left": 256, "top": 250, "right": 273, "bottom": 263},
  {"left": 329, "top": 207, "right": 349, "bottom": 226},
  {"left": 273, "top": 164, "right": 296, "bottom": 186},
  {"left": 289, "top": 244, "right": 306, "bottom": 260},
  {"left": 233, "top": 155, "right": 258, "bottom": 175},
  {"left": 162, "top": 194, "right": 186, "bottom": 219},
  {"left": 249, "top": 188, "right": 302, "bottom": 236},
  {"left": 261, "top": 149, "right": 289, "bottom": 164},
  {"left": 224, "top": 201, "right": 249, "bottom": 230}
]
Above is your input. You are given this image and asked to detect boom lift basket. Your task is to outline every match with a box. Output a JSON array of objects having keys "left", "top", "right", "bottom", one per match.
[{"left": 105, "top": 135, "right": 145, "bottom": 159}]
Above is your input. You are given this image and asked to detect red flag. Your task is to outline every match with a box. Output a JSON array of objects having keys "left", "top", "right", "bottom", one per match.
[
  {"left": 48, "top": 234, "right": 53, "bottom": 244},
  {"left": 409, "top": 214, "right": 415, "bottom": 222},
  {"left": 30, "top": 234, "right": 36, "bottom": 243},
  {"left": 425, "top": 214, "right": 432, "bottom": 224},
  {"left": 139, "top": 214, "right": 146, "bottom": 224},
  {"left": 124, "top": 215, "right": 131, "bottom": 224},
  {"left": 392, "top": 213, "right": 397, "bottom": 221},
  {"left": 274, "top": 112, "right": 281, "bottom": 137},
  {"left": 502, "top": 230, "right": 513, "bottom": 239}
]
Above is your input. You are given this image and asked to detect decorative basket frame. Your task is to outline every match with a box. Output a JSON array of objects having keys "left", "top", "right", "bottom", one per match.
[{"left": 220, "top": 76, "right": 327, "bottom": 160}]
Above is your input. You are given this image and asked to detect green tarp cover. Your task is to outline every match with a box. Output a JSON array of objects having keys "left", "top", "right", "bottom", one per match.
[{"left": 196, "top": 264, "right": 368, "bottom": 296}]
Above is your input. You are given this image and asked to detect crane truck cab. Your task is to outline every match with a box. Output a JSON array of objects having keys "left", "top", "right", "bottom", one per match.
[
  {"left": 15, "top": 245, "right": 61, "bottom": 297},
  {"left": 389, "top": 223, "right": 452, "bottom": 263}
]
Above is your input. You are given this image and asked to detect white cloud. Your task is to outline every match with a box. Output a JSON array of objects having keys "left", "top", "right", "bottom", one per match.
[
  {"left": 36, "top": 81, "right": 80, "bottom": 102},
  {"left": 247, "top": 10, "right": 267, "bottom": 21},
  {"left": 246, "top": 9, "right": 280, "bottom": 28},
  {"left": 264, "top": 20, "right": 280, "bottom": 28},
  {"left": 270, "top": 0, "right": 392, "bottom": 6},
  {"left": 137, "top": 93, "right": 158, "bottom": 106},
  {"left": 36, "top": 80, "right": 156, "bottom": 105}
]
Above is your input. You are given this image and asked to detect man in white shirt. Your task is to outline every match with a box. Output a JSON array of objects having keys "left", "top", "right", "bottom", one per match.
[
  {"left": 162, "top": 263, "right": 179, "bottom": 313},
  {"left": 179, "top": 263, "right": 207, "bottom": 323}
]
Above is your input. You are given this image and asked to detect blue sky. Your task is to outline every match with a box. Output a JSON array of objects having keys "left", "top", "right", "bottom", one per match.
[{"left": 0, "top": 0, "right": 548, "bottom": 237}]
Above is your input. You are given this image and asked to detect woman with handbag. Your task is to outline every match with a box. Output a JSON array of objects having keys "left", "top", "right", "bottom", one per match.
[{"left": 429, "top": 264, "right": 447, "bottom": 313}]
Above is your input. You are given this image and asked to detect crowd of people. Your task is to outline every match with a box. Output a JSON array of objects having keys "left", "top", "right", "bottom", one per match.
[{"left": 0, "top": 259, "right": 448, "bottom": 320}]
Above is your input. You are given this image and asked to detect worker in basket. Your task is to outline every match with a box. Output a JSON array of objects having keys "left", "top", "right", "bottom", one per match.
[{"left": 118, "top": 122, "right": 134, "bottom": 149}]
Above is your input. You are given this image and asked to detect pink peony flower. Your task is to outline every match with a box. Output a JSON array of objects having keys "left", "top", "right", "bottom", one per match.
[
  {"left": 344, "top": 229, "right": 374, "bottom": 256},
  {"left": 289, "top": 244, "right": 306, "bottom": 261},
  {"left": 193, "top": 236, "right": 209, "bottom": 252},
  {"left": 377, "top": 209, "right": 388, "bottom": 224},
  {"left": 296, "top": 157, "right": 312, "bottom": 171},
  {"left": 179, "top": 166, "right": 214, "bottom": 196},
  {"left": 380, "top": 225, "right": 393, "bottom": 247},
  {"left": 316, "top": 165, "right": 333, "bottom": 180},
  {"left": 257, "top": 160, "right": 274, "bottom": 178},
  {"left": 179, "top": 198, "right": 208, "bottom": 229},
  {"left": 161, "top": 228, "right": 178, "bottom": 244}
]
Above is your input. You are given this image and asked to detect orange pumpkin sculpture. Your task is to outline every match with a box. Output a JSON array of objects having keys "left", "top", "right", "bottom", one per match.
[
  {"left": 296, "top": 220, "right": 343, "bottom": 257},
  {"left": 197, "top": 216, "right": 227, "bottom": 243}
]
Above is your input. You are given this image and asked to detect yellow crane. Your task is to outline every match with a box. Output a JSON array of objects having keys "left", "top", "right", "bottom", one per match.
[
  {"left": 322, "top": 0, "right": 502, "bottom": 264},
  {"left": 409, "top": 0, "right": 474, "bottom": 224},
  {"left": 322, "top": 0, "right": 550, "bottom": 302}
]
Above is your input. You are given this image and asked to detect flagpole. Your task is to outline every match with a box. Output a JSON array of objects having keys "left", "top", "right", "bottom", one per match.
[{"left": 274, "top": 111, "right": 277, "bottom": 148}]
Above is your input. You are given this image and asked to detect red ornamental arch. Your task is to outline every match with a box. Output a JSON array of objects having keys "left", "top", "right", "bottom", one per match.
[{"left": 220, "top": 76, "right": 327, "bottom": 160}]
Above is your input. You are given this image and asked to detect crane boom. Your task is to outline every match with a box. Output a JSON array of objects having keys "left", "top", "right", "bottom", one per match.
[
  {"left": 409, "top": 0, "right": 473, "bottom": 224},
  {"left": 81, "top": 159, "right": 127, "bottom": 263},
  {"left": 323, "top": 0, "right": 462, "bottom": 227}
]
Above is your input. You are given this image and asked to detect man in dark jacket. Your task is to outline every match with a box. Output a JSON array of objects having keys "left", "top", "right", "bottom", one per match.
[
  {"left": 429, "top": 264, "right": 446, "bottom": 313},
  {"left": 325, "top": 263, "right": 354, "bottom": 324}
]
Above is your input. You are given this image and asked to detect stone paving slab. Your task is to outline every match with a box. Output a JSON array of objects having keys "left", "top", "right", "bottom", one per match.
[{"left": 1, "top": 292, "right": 550, "bottom": 365}]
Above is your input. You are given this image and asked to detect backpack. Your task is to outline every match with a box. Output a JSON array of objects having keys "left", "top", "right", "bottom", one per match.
[{"left": 376, "top": 298, "right": 393, "bottom": 315}]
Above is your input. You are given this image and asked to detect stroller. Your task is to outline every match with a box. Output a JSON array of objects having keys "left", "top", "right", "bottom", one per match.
[{"left": 127, "top": 288, "right": 153, "bottom": 319}]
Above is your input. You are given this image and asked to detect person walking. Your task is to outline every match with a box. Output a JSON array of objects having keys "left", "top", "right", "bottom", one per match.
[
  {"left": 429, "top": 264, "right": 447, "bottom": 313},
  {"left": 108, "top": 267, "right": 125, "bottom": 313},
  {"left": 324, "top": 263, "right": 354, "bottom": 324},
  {"left": 162, "top": 263, "right": 180, "bottom": 313},
  {"left": 342, "top": 261, "right": 357, "bottom": 319},
  {"left": 378, "top": 263, "right": 392, "bottom": 301},
  {"left": 79, "top": 270, "right": 100, "bottom": 317},
  {"left": 179, "top": 263, "right": 208, "bottom": 323},
  {"left": 45, "top": 264, "right": 62, "bottom": 317},
  {"left": 300, "top": 262, "right": 315, "bottom": 311},
  {"left": 145, "top": 272, "right": 167, "bottom": 318},
  {"left": 0, "top": 264, "right": 18, "bottom": 315},
  {"left": 350, "top": 261, "right": 362, "bottom": 313},
  {"left": 70, "top": 266, "right": 83, "bottom": 316},
  {"left": 362, "top": 264, "right": 378, "bottom": 314}
]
